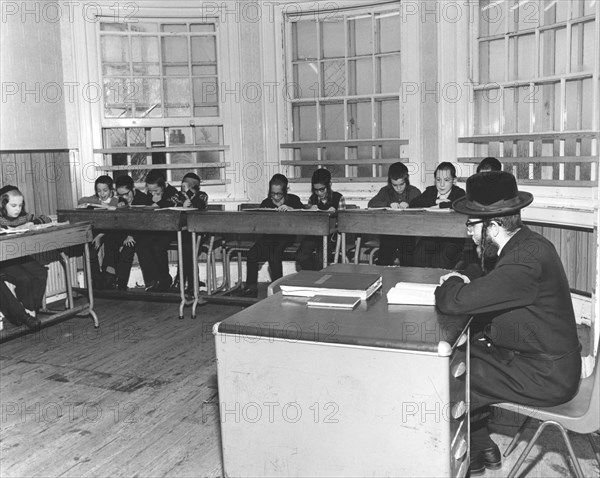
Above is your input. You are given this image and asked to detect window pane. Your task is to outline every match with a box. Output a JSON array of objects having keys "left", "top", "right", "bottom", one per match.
[
  {"left": 293, "top": 104, "right": 317, "bottom": 141},
  {"left": 571, "top": 21, "right": 595, "bottom": 73},
  {"left": 322, "top": 20, "right": 345, "bottom": 58},
  {"left": 475, "top": 89, "right": 501, "bottom": 134},
  {"left": 191, "top": 24, "right": 216, "bottom": 33},
  {"left": 161, "top": 24, "right": 187, "bottom": 33},
  {"left": 132, "top": 23, "right": 158, "bottom": 33},
  {"left": 480, "top": 39, "right": 504, "bottom": 83},
  {"left": 565, "top": 79, "right": 588, "bottom": 130},
  {"left": 509, "top": 34, "right": 535, "bottom": 80},
  {"left": 191, "top": 36, "right": 216, "bottom": 62},
  {"left": 348, "top": 101, "right": 372, "bottom": 139},
  {"left": 503, "top": 87, "right": 516, "bottom": 132},
  {"left": 132, "top": 36, "right": 159, "bottom": 76},
  {"left": 348, "top": 16, "right": 373, "bottom": 56},
  {"left": 376, "top": 99, "right": 399, "bottom": 138},
  {"left": 195, "top": 126, "right": 222, "bottom": 144},
  {"left": 378, "top": 54, "right": 401, "bottom": 94},
  {"left": 132, "top": 78, "right": 161, "bottom": 117},
  {"left": 101, "top": 35, "right": 129, "bottom": 63},
  {"left": 162, "top": 36, "right": 188, "bottom": 74},
  {"left": 540, "top": 27, "right": 566, "bottom": 76},
  {"left": 193, "top": 78, "right": 218, "bottom": 112},
  {"left": 322, "top": 60, "right": 345, "bottom": 97},
  {"left": 293, "top": 21, "right": 318, "bottom": 60},
  {"left": 349, "top": 58, "right": 372, "bottom": 95},
  {"left": 480, "top": 0, "right": 505, "bottom": 37},
  {"left": 101, "top": 23, "right": 127, "bottom": 32},
  {"left": 584, "top": 0, "right": 595, "bottom": 16},
  {"left": 377, "top": 12, "right": 400, "bottom": 53},
  {"left": 533, "top": 82, "right": 559, "bottom": 132},
  {"left": 322, "top": 103, "right": 345, "bottom": 140},
  {"left": 516, "top": 85, "right": 531, "bottom": 132},
  {"left": 164, "top": 78, "right": 191, "bottom": 116},
  {"left": 294, "top": 62, "right": 319, "bottom": 99}
]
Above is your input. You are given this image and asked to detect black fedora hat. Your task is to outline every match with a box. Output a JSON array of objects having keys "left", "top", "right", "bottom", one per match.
[{"left": 452, "top": 171, "right": 533, "bottom": 217}]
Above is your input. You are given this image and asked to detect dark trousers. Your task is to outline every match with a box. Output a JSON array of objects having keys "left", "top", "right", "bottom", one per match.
[
  {"left": 135, "top": 232, "right": 173, "bottom": 286},
  {"left": 246, "top": 235, "right": 294, "bottom": 286},
  {"left": 102, "top": 232, "right": 136, "bottom": 289},
  {"left": 0, "top": 276, "right": 31, "bottom": 325},
  {"left": 1, "top": 258, "right": 48, "bottom": 311},
  {"left": 296, "top": 236, "right": 336, "bottom": 271},
  {"left": 377, "top": 235, "right": 415, "bottom": 266}
]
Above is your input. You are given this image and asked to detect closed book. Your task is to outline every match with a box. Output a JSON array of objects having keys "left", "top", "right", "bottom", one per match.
[
  {"left": 386, "top": 282, "right": 437, "bottom": 305},
  {"left": 307, "top": 295, "right": 361, "bottom": 310},
  {"left": 279, "top": 271, "right": 382, "bottom": 300}
]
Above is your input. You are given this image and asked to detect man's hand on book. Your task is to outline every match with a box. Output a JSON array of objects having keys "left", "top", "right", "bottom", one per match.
[{"left": 439, "top": 272, "right": 470, "bottom": 285}]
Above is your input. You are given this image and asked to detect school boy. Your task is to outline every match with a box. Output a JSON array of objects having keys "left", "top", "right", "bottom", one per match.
[
  {"left": 240, "top": 174, "right": 304, "bottom": 298},
  {"left": 368, "top": 162, "right": 421, "bottom": 266},
  {"left": 409, "top": 162, "right": 466, "bottom": 269}
]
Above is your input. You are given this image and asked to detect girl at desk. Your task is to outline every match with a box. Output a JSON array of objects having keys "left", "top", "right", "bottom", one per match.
[
  {"left": 0, "top": 185, "right": 52, "bottom": 328},
  {"left": 136, "top": 169, "right": 187, "bottom": 292},
  {"left": 367, "top": 162, "right": 421, "bottom": 266},
  {"left": 239, "top": 174, "right": 303, "bottom": 298},
  {"left": 77, "top": 175, "right": 119, "bottom": 289},
  {"left": 296, "top": 168, "right": 345, "bottom": 271},
  {"left": 409, "top": 162, "right": 466, "bottom": 269}
]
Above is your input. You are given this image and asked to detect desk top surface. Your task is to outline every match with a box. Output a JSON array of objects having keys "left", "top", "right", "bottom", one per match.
[
  {"left": 337, "top": 209, "right": 467, "bottom": 237},
  {"left": 57, "top": 208, "right": 187, "bottom": 231},
  {"left": 186, "top": 210, "right": 336, "bottom": 235},
  {"left": 0, "top": 222, "right": 93, "bottom": 261},
  {"left": 217, "top": 264, "right": 469, "bottom": 354}
]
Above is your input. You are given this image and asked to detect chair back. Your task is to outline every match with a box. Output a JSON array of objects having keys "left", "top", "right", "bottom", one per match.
[
  {"left": 345, "top": 204, "right": 359, "bottom": 209},
  {"left": 206, "top": 204, "right": 225, "bottom": 211},
  {"left": 575, "top": 346, "right": 600, "bottom": 433}
]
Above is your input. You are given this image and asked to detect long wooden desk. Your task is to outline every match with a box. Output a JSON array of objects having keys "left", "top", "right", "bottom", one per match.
[
  {"left": 214, "top": 264, "right": 470, "bottom": 477},
  {"left": 337, "top": 209, "right": 468, "bottom": 263},
  {"left": 186, "top": 210, "right": 337, "bottom": 312},
  {"left": 0, "top": 222, "right": 98, "bottom": 341},
  {"left": 57, "top": 208, "right": 197, "bottom": 319}
]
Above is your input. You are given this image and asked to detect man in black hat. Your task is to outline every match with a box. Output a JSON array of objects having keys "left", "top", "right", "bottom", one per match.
[{"left": 435, "top": 171, "right": 581, "bottom": 476}]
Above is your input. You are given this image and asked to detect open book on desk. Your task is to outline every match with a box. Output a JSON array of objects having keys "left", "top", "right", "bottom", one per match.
[
  {"left": 386, "top": 282, "right": 438, "bottom": 305},
  {"left": 279, "top": 271, "right": 382, "bottom": 300}
]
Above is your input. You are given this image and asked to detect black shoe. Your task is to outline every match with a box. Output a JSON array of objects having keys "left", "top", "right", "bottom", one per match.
[
  {"left": 17, "top": 314, "right": 41, "bottom": 331},
  {"left": 469, "top": 451, "right": 486, "bottom": 476},
  {"left": 481, "top": 444, "right": 502, "bottom": 470},
  {"left": 240, "top": 286, "right": 258, "bottom": 298}
]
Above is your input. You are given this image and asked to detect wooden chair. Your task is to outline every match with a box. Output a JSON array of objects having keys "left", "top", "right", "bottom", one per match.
[{"left": 493, "top": 347, "right": 600, "bottom": 478}]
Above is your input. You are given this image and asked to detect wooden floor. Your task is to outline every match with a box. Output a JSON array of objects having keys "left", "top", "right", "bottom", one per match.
[{"left": 1, "top": 296, "right": 599, "bottom": 478}]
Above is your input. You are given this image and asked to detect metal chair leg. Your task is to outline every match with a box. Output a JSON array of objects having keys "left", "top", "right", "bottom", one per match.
[
  {"left": 506, "top": 420, "right": 585, "bottom": 478},
  {"left": 504, "top": 416, "right": 532, "bottom": 457}
]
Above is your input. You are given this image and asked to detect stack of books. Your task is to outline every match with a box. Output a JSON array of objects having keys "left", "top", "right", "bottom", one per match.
[
  {"left": 279, "top": 271, "right": 382, "bottom": 310},
  {"left": 386, "top": 282, "right": 438, "bottom": 306}
]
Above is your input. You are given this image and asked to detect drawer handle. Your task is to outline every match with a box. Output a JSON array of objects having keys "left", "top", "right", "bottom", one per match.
[
  {"left": 451, "top": 361, "right": 466, "bottom": 378},
  {"left": 451, "top": 401, "right": 467, "bottom": 419},
  {"left": 454, "top": 438, "right": 468, "bottom": 461}
]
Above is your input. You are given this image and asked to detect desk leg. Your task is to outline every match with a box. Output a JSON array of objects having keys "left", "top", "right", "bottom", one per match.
[
  {"left": 177, "top": 231, "right": 186, "bottom": 320},
  {"left": 354, "top": 236, "right": 361, "bottom": 264},
  {"left": 191, "top": 232, "right": 206, "bottom": 319},
  {"left": 323, "top": 235, "right": 328, "bottom": 269},
  {"left": 59, "top": 252, "right": 74, "bottom": 309},
  {"left": 83, "top": 243, "right": 99, "bottom": 328},
  {"left": 341, "top": 233, "right": 347, "bottom": 264}
]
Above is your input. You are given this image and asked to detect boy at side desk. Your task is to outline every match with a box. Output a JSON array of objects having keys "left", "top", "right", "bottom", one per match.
[
  {"left": 135, "top": 169, "right": 187, "bottom": 292},
  {"left": 367, "top": 162, "right": 421, "bottom": 266},
  {"left": 175, "top": 172, "right": 209, "bottom": 294},
  {"left": 77, "top": 175, "right": 120, "bottom": 289},
  {"left": 409, "top": 162, "right": 466, "bottom": 269},
  {"left": 0, "top": 185, "right": 52, "bottom": 329},
  {"left": 239, "top": 174, "right": 304, "bottom": 298},
  {"left": 296, "top": 168, "right": 345, "bottom": 271}
]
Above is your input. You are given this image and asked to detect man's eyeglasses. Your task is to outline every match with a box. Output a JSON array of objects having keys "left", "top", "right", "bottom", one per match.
[{"left": 465, "top": 219, "right": 486, "bottom": 229}]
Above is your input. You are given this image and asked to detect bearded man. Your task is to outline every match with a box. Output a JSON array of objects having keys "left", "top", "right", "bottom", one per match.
[{"left": 435, "top": 171, "right": 581, "bottom": 476}]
